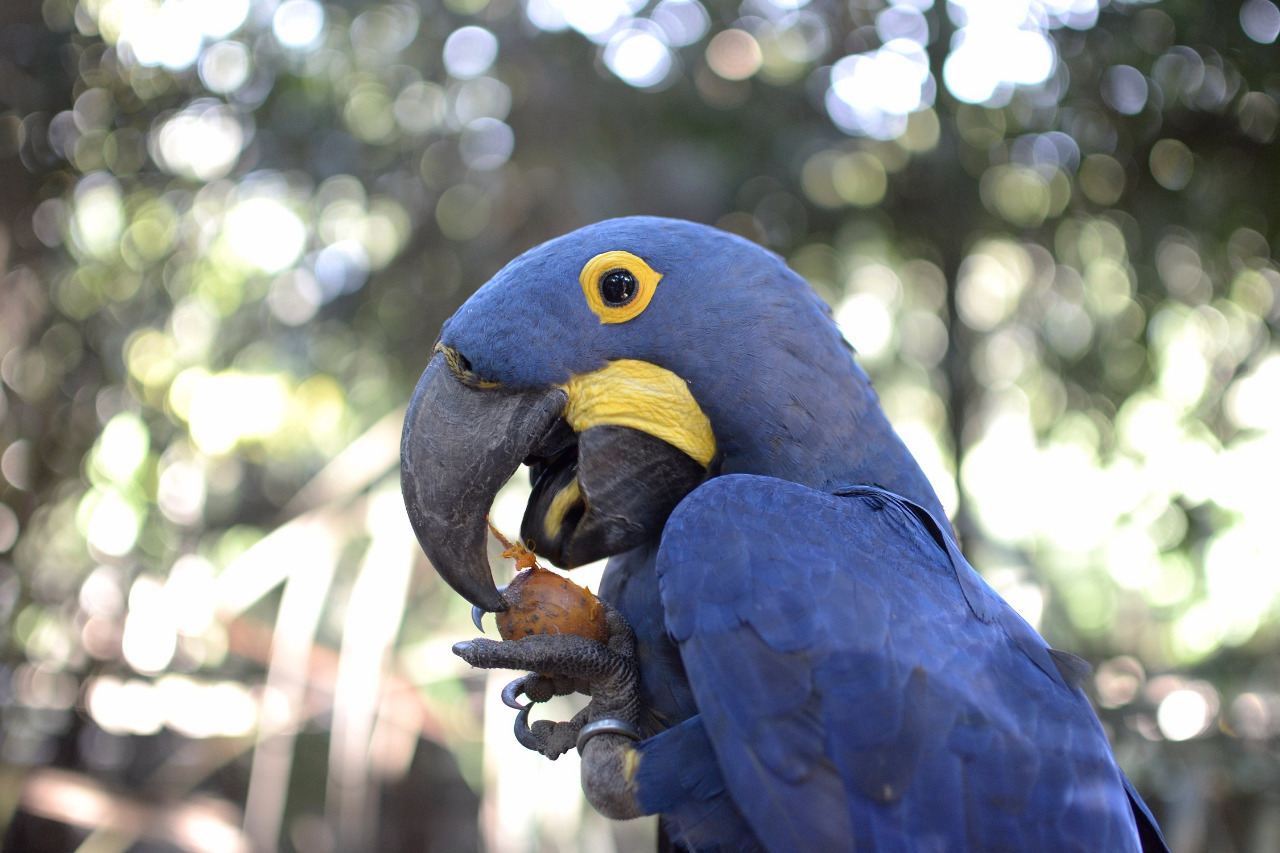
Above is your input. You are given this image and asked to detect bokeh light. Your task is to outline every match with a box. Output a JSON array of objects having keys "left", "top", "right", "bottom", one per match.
[
  {"left": 443, "top": 26, "right": 499, "bottom": 79},
  {"left": 223, "top": 197, "right": 307, "bottom": 274},
  {"left": 1241, "top": 0, "right": 1280, "bottom": 44},
  {"left": 1101, "top": 65, "right": 1149, "bottom": 115},
  {"left": 827, "top": 39, "right": 933, "bottom": 139},
  {"left": 706, "top": 29, "right": 762, "bottom": 81},
  {"left": 459, "top": 117, "right": 515, "bottom": 170},
  {"left": 941, "top": 0, "right": 1081, "bottom": 107},
  {"left": 198, "top": 40, "right": 252, "bottom": 94},
  {"left": 273, "top": 0, "right": 327, "bottom": 50},
  {"left": 151, "top": 100, "right": 247, "bottom": 182},
  {"left": 605, "top": 27, "right": 674, "bottom": 89},
  {"left": 650, "top": 0, "right": 710, "bottom": 47}
]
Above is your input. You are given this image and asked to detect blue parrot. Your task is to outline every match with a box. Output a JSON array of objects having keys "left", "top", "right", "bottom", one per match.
[{"left": 400, "top": 217, "right": 1168, "bottom": 852}]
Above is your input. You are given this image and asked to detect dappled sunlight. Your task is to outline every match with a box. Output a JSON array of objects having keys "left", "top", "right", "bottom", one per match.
[
  {"left": 605, "top": 28, "right": 675, "bottom": 89},
  {"left": 1156, "top": 681, "right": 1219, "bottom": 742},
  {"left": 152, "top": 101, "right": 249, "bottom": 183},
  {"left": 272, "top": 0, "right": 327, "bottom": 51},
  {"left": 69, "top": 174, "right": 125, "bottom": 260},
  {"left": 185, "top": 371, "right": 290, "bottom": 454},
  {"left": 223, "top": 198, "right": 307, "bottom": 274},
  {"left": 827, "top": 37, "right": 932, "bottom": 139},
  {"left": 88, "top": 673, "right": 257, "bottom": 739},
  {"left": 954, "top": 216, "right": 1280, "bottom": 664},
  {"left": 443, "top": 25, "right": 499, "bottom": 79}
]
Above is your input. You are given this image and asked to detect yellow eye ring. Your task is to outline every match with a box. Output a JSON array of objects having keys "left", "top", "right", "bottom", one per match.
[{"left": 578, "top": 251, "right": 663, "bottom": 324}]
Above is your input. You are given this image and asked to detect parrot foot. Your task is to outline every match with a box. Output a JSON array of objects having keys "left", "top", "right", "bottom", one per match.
[
  {"left": 452, "top": 600, "right": 641, "bottom": 762},
  {"left": 512, "top": 703, "right": 593, "bottom": 759},
  {"left": 500, "top": 674, "right": 589, "bottom": 759}
]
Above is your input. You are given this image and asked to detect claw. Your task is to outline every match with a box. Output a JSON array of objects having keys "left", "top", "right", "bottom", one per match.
[
  {"left": 471, "top": 583, "right": 509, "bottom": 633},
  {"left": 502, "top": 675, "right": 534, "bottom": 710},
  {"left": 513, "top": 705, "right": 541, "bottom": 751}
]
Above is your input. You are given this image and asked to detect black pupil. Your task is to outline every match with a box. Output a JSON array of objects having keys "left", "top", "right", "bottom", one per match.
[{"left": 600, "top": 269, "right": 638, "bottom": 306}]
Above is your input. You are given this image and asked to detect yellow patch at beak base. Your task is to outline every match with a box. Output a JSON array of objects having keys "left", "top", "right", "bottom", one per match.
[
  {"left": 543, "top": 478, "right": 583, "bottom": 541},
  {"left": 561, "top": 360, "right": 716, "bottom": 467}
]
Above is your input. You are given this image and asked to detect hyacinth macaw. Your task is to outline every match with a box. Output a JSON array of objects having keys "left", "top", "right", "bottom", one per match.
[{"left": 400, "top": 217, "right": 1168, "bottom": 852}]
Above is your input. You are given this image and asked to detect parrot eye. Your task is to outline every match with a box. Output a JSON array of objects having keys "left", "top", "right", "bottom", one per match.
[
  {"left": 578, "top": 250, "right": 663, "bottom": 324},
  {"left": 599, "top": 269, "right": 638, "bottom": 307}
]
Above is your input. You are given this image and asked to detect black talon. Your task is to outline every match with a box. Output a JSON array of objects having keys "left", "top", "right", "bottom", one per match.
[
  {"left": 502, "top": 675, "right": 534, "bottom": 710},
  {"left": 472, "top": 583, "right": 509, "bottom": 633},
  {"left": 513, "top": 705, "right": 541, "bottom": 751}
]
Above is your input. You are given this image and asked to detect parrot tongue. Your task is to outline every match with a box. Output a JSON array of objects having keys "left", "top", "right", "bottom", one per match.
[{"left": 521, "top": 424, "right": 708, "bottom": 568}]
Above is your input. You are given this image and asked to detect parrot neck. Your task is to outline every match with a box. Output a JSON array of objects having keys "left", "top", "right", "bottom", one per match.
[
  {"left": 817, "top": 370, "right": 948, "bottom": 523},
  {"left": 700, "top": 348, "right": 948, "bottom": 525}
]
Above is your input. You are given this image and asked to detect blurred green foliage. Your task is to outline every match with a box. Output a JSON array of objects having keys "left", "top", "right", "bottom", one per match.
[{"left": 0, "top": 0, "right": 1278, "bottom": 851}]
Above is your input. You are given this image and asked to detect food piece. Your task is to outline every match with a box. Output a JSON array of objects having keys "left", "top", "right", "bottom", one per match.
[
  {"left": 486, "top": 520, "right": 608, "bottom": 643},
  {"left": 488, "top": 520, "right": 539, "bottom": 571},
  {"left": 496, "top": 565, "right": 609, "bottom": 643}
]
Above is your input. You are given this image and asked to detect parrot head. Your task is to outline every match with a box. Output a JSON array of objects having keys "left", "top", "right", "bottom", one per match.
[{"left": 400, "top": 216, "right": 939, "bottom": 612}]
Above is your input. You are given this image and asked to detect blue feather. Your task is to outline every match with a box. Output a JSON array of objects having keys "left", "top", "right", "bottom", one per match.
[{"left": 651, "top": 476, "right": 1150, "bottom": 852}]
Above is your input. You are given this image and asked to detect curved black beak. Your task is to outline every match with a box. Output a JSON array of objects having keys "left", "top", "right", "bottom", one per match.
[{"left": 400, "top": 353, "right": 567, "bottom": 612}]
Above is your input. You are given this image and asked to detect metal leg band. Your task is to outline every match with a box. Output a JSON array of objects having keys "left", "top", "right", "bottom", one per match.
[{"left": 576, "top": 718, "right": 642, "bottom": 752}]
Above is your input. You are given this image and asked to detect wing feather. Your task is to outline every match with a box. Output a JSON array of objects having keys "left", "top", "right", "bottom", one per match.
[{"left": 652, "top": 474, "right": 1147, "bottom": 852}]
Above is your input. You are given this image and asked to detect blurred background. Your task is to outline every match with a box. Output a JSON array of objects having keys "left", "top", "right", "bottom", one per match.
[{"left": 0, "top": 0, "right": 1277, "bottom": 850}]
